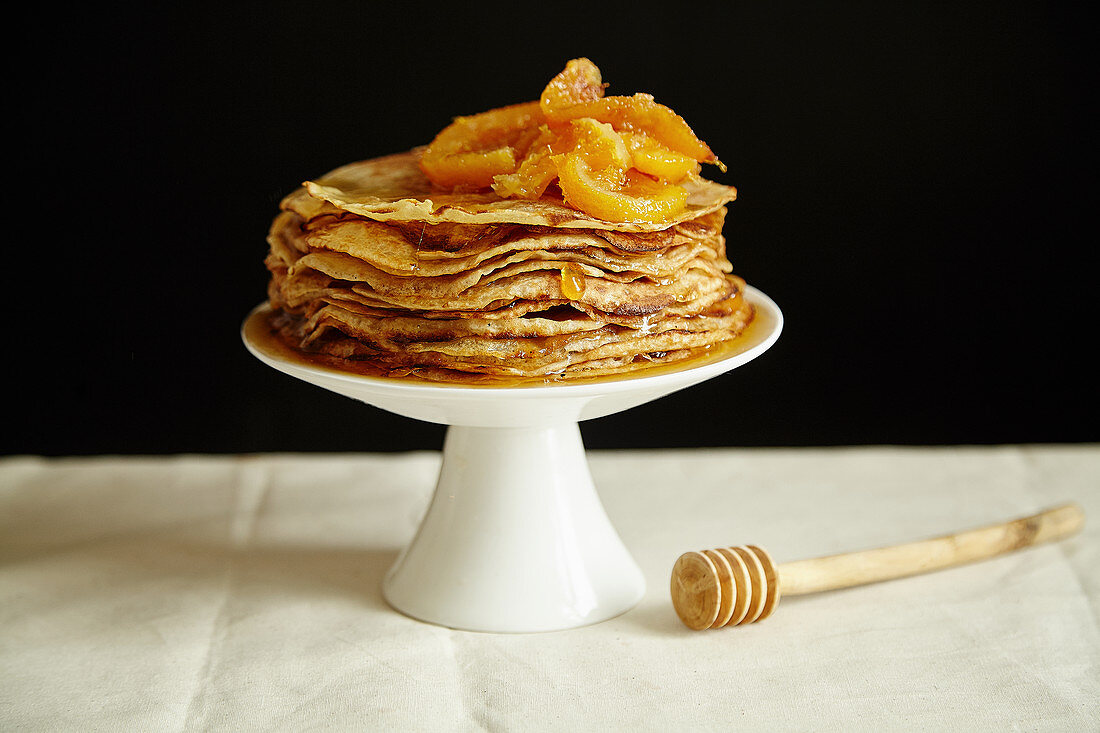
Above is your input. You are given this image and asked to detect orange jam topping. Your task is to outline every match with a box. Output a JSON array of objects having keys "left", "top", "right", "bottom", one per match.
[{"left": 419, "top": 59, "right": 722, "bottom": 224}]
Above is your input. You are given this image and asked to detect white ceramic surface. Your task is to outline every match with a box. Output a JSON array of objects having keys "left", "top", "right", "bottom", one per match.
[{"left": 242, "top": 287, "right": 782, "bottom": 632}]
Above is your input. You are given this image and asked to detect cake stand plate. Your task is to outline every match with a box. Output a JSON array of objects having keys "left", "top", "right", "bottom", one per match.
[{"left": 242, "top": 287, "right": 782, "bottom": 632}]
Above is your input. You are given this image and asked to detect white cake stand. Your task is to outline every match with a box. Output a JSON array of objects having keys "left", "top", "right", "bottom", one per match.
[{"left": 242, "top": 287, "right": 782, "bottom": 632}]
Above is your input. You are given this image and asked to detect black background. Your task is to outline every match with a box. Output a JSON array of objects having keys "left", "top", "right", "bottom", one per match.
[{"left": 10, "top": 2, "right": 1096, "bottom": 456}]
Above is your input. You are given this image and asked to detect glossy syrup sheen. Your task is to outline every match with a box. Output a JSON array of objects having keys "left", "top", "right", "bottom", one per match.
[{"left": 243, "top": 301, "right": 775, "bottom": 389}]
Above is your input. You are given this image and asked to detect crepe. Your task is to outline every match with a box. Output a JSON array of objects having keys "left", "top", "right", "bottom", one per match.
[{"left": 299, "top": 149, "right": 737, "bottom": 233}]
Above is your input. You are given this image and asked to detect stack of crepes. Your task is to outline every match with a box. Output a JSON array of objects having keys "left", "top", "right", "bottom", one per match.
[{"left": 264, "top": 59, "right": 754, "bottom": 384}]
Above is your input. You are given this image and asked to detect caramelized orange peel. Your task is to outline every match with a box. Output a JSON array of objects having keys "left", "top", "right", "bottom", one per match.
[
  {"left": 418, "top": 101, "right": 543, "bottom": 189},
  {"left": 419, "top": 59, "right": 722, "bottom": 223}
]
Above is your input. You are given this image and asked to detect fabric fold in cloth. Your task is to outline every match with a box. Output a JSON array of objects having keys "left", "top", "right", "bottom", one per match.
[{"left": 1, "top": 446, "right": 1097, "bottom": 730}]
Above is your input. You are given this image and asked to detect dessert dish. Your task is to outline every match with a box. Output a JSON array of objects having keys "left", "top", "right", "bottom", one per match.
[{"left": 263, "top": 59, "right": 752, "bottom": 384}]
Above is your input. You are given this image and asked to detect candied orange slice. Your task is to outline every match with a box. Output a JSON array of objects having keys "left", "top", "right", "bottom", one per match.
[
  {"left": 623, "top": 132, "right": 701, "bottom": 181},
  {"left": 491, "top": 148, "right": 556, "bottom": 199},
  {"left": 422, "top": 147, "right": 517, "bottom": 190},
  {"left": 568, "top": 118, "right": 630, "bottom": 184},
  {"left": 547, "top": 93, "right": 720, "bottom": 168},
  {"left": 555, "top": 154, "right": 688, "bottom": 224},
  {"left": 493, "top": 120, "right": 626, "bottom": 200},
  {"left": 632, "top": 146, "right": 700, "bottom": 181},
  {"left": 420, "top": 101, "right": 544, "bottom": 188},
  {"left": 552, "top": 120, "right": 688, "bottom": 222},
  {"left": 492, "top": 126, "right": 561, "bottom": 199},
  {"left": 540, "top": 57, "right": 605, "bottom": 117}
]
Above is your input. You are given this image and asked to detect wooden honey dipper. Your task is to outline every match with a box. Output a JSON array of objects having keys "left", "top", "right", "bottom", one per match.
[{"left": 670, "top": 503, "right": 1084, "bottom": 630}]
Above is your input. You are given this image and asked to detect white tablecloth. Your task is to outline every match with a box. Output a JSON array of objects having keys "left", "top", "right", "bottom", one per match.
[{"left": 2, "top": 446, "right": 1097, "bottom": 731}]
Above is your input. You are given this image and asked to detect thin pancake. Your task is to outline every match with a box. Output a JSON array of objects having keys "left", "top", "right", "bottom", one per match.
[
  {"left": 280, "top": 296, "right": 752, "bottom": 380},
  {"left": 301, "top": 149, "right": 737, "bottom": 232},
  {"left": 296, "top": 213, "right": 728, "bottom": 277}
]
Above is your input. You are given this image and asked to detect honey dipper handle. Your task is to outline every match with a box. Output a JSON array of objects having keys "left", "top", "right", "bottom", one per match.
[{"left": 776, "top": 503, "right": 1084, "bottom": 597}]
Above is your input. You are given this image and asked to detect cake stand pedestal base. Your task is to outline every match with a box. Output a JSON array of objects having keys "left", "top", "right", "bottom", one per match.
[{"left": 383, "top": 423, "right": 644, "bottom": 633}]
